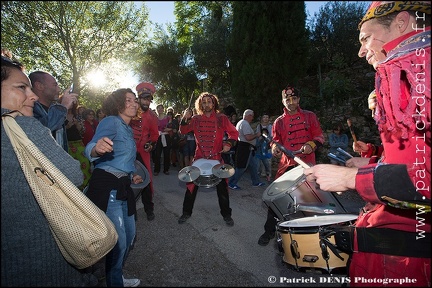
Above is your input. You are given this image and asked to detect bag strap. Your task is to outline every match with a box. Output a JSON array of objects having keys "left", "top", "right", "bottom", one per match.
[
  {"left": 2, "top": 111, "right": 33, "bottom": 148},
  {"left": 2, "top": 112, "right": 57, "bottom": 186}
]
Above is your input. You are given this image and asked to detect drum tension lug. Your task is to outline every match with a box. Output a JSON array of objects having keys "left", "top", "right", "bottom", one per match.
[{"left": 302, "top": 255, "right": 319, "bottom": 263}]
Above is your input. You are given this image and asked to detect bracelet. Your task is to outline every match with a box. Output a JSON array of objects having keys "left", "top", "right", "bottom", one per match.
[{"left": 305, "top": 140, "right": 317, "bottom": 151}]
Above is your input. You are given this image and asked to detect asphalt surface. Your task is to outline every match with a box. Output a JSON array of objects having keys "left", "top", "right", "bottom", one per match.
[{"left": 96, "top": 163, "right": 365, "bottom": 287}]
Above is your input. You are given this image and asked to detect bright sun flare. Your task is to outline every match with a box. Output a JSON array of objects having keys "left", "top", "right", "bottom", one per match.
[
  {"left": 85, "top": 60, "right": 139, "bottom": 92},
  {"left": 85, "top": 70, "right": 107, "bottom": 88}
]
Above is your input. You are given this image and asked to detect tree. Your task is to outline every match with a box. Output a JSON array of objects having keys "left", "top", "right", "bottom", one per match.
[
  {"left": 305, "top": 1, "right": 371, "bottom": 105},
  {"left": 134, "top": 1, "right": 234, "bottom": 110},
  {"left": 229, "top": 1, "right": 309, "bottom": 116},
  {"left": 134, "top": 26, "right": 197, "bottom": 111},
  {"left": 190, "top": 2, "right": 233, "bottom": 98},
  {"left": 1, "top": 1, "right": 149, "bottom": 107}
]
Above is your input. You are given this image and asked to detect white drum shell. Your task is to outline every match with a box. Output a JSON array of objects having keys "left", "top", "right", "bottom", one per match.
[
  {"left": 277, "top": 214, "right": 358, "bottom": 272},
  {"left": 262, "top": 166, "right": 347, "bottom": 221}
]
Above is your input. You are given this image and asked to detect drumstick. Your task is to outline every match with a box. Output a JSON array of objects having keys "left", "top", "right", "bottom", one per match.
[
  {"left": 346, "top": 119, "right": 357, "bottom": 145},
  {"left": 292, "top": 155, "right": 310, "bottom": 169},
  {"left": 280, "top": 145, "right": 310, "bottom": 169},
  {"left": 262, "top": 134, "right": 311, "bottom": 169}
]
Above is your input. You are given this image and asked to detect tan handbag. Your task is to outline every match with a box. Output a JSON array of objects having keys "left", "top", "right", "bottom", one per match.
[{"left": 2, "top": 112, "right": 118, "bottom": 269}]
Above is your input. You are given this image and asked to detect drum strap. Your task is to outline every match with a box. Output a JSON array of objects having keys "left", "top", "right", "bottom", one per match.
[{"left": 356, "top": 227, "right": 431, "bottom": 258}]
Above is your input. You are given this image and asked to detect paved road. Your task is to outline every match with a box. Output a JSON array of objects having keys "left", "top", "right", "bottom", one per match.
[{"left": 98, "top": 164, "right": 364, "bottom": 287}]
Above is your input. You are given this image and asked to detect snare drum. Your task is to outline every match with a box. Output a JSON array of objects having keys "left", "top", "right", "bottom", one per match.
[
  {"left": 277, "top": 214, "right": 358, "bottom": 273},
  {"left": 262, "top": 166, "right": 346, "bottom": 221},
  {"left": 192, "top": 159, "right": 222, "bottom": 188},
  {"left": 131, "top": 160, "right": 150, "bottom": 201}
]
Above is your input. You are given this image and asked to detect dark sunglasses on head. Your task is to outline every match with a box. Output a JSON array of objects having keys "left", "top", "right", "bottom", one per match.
[{"left": 1, "top": 55, "right": 23, "bottom": 69}]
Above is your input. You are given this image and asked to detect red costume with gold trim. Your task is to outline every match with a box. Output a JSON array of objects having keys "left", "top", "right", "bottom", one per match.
[
  {"left": 130, "top": 109, "right": 159, "bottom": 195},
  {"left": 180, "top": 111, "right": 238, "bottom": 192},
  {"left": 272, "top": 106, "right": 324, "bottom": 179},
  {"left": 352, "top": 3, "right": 431, "bottom": 285}
]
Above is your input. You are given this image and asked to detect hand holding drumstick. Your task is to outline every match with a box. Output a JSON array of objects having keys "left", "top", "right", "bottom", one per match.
[{"left": 346, "top": 118, "right": 358, "bottom": 147}]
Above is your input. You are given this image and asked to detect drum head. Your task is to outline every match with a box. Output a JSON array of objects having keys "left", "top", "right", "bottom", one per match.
[
  {"left": 131, "top": 160, "right": 150, "bottom": 189},
  {"left": 263, "top": 165, "right": 305, "bottom": 198},
  {"left": 131, "top": 160, "right": 150, "bottom": 199},
  {"left": 279, "top": 214, "right": 358, "bottom": 228},
  {"left": 192, "top": 159, "right": 220, "bottom": 175}
]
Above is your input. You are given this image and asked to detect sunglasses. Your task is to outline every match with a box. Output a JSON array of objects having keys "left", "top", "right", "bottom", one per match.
[{"left": 1, "top": 55, "right": 23, "bottom": 69}]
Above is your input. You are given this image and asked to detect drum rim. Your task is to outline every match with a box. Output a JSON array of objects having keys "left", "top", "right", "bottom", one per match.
[
  {"left": 278, "top": 214, "right": 358, "bottom": 228},
  {"left": 263, "top": 166, "right": 307, "bottom": 197},
  {"left": 193, "top": 174, "right": 222, "bottom": 188}
]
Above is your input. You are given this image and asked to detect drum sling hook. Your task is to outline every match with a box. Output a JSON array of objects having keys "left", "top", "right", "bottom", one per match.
[
  {"left": 319, "top": 239, "right": 331, "bottom": 273},
  {"left": 288, "top": 231, "right": 300, "bottom": 271},
  {"left": 319, "top": 235, "right": 345, "bottom": 262}
]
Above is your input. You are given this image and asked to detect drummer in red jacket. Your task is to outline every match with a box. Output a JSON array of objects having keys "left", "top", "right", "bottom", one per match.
[
  {"left": 304, "top": 2, "right": 431, "bottom": 286},
  {"left": 258, "top": 84, "right": 324, "bottom": 246},
  {"left": 178, "top": 92, "right": 238, "bottom": 226},
  {"left": 130, "top": 82, "right": 159, "bottom": 221}
]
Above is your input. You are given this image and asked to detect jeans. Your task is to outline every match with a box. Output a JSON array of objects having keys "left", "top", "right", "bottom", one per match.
[
  {"left": 105, "top": 190, "right": 136, "bottom": 287},
  {"left": 258, "top": 157, "right": 271, "bottom": 177},
  {"left": 228, "top": 150, "right": 261, "bottom": 186}
]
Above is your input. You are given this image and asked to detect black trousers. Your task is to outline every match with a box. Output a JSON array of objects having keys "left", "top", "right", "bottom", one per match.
[
  {"left": 263, "top": 165, "right": 295, "bottom": 235},
  {"left": 264, "top": 208, "right": 278, "bottom": 234},
  {"left": 182, "top": 180, "right": 232, "bottom": 218},
  {"left": 136, "top": 153, "right": 154, "bottom": 214},
  {"left": 141, "top": 185, "right": 154, "bottom": 214},
  {"left": 153, "top": 135, "right": 171, "bottom": 173}
]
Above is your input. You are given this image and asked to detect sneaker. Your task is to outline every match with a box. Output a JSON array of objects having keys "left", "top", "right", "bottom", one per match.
[
  {"left": 253, "top": 182, "right": 266, "bottom": 187},
  {"left": 223, "top": 216, "right": 234, "bottom": 226},
  {"left": 123, "top": 276, "right": 140, "bottom": 287},
  {"left": 228, "top": 184, "right": 241, "bottom": 190},
  {"left": 258, "top": 232, "right": 276, "bottom": 246},
  {"left": 163, "top": 171, "right": 170, "bottom": 175},
  {"left": 146, "top": 212, "right": 155, "bottom": 221},
  {"left": 178, "top": 214, "right": 191, "bottom": 224}
]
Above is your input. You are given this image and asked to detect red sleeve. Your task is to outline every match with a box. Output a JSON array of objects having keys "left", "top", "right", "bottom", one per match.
[
  {"left": 355, "top": 164, "right": 384, "bottom": 204},
  {"left": 179, "top": 117, "right": 194, "bottom": 135},
  {"left": 308, "top": 113, "right": 324, "bottom": 145},
  {"left": 150, "top": 115, "right": 159, "bottom": 142},
  {"left": 223, "top": 115, "right": 239, "bottom": 141}
]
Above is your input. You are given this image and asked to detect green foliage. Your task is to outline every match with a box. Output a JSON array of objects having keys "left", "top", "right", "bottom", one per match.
[
  {"left": 1, "top": 1, "right": 149, "bottom": 108},
  {"left": 306, "top": 1, "right": 368, "bottom": 72},
  {"left": 229, "top": 1, "right": 309, "bottom": 116},
  {"left": 134, "top": 27, "right": 197, "bottom": 111},
  {"left": 298, "top": 1, "right": 378, "bottom": 139}
]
